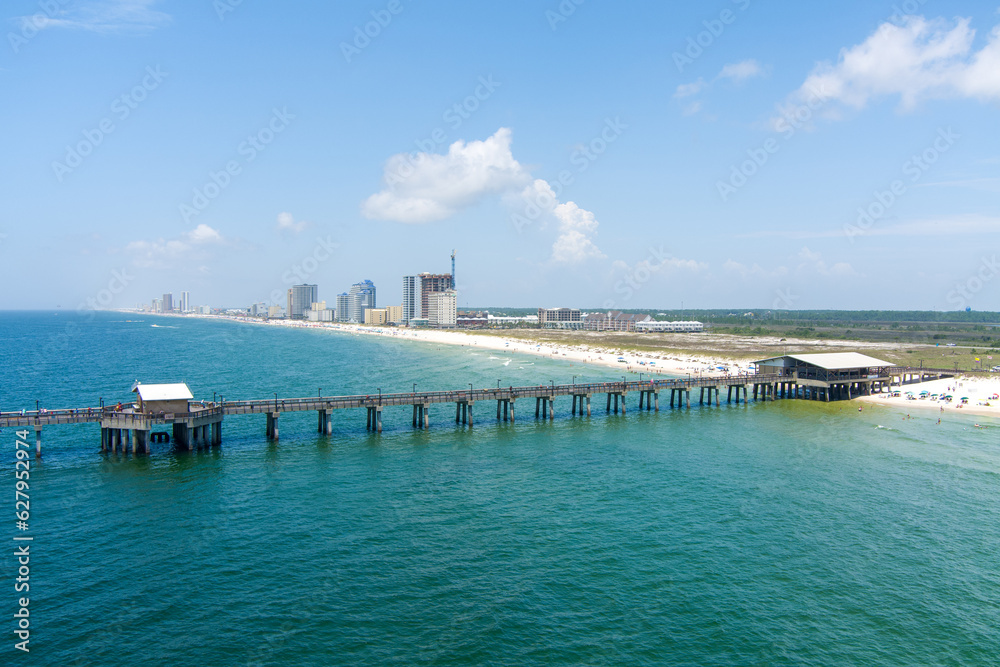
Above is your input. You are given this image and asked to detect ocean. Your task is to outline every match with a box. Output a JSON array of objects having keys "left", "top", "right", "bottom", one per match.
[{"left": 2, "top": 311, "right": 999, "bottom": 665}]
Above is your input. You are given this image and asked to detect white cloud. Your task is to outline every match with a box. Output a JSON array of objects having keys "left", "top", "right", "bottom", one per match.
[
  {"left": 718, "top": 59, "right": 763, "bottom": 82},
  {"left": 364, "top": 128, "right": 606, "bottom": 264},
  {"left": 775, "top": 15, "right": 1000, "bottom": 124},
  {"left": 674, "top": 78, "right": 707, "bottom": 98},
  {"left": 125, "top": 224, "right": 223, "bottom": 268},
  {"left": 187, "top": 223, "right": 222, "bottom": 244},
  {"left": 674, "top": 60, "right": 765, "bottom": 114},
  {"left": 795, "top": 246, "right": 856, "bottom": 277},
  {"left": 276, "top": 212, "right": 308, "bottom": 233},
  {"left": 551, "top": 202, "right": 604, "bottom": 263},
  {"left": 17, "top": 0, "right": 171, "bottom": 33},
  {"left": 362, "top": 127, "right": 530, "bottom": 223}
]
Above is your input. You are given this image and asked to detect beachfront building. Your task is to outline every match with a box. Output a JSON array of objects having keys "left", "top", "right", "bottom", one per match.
[
  {"left": 384, "top": 305, "right": 403, "bottom": 324},
  {"left": 364, "top": 308, "right": 389, "bottom": 325},
  {"left": 267, "top": 305, "right": 284, "bottom": 318},
  {"left": 402, "top": 276, "right": 420, "bottom": 322},
  {"left": 348, "top": 280, "right": 376, "bottom": 322},
  {"left": 753, "top": 353, "right": 895, "bottom": 400},
  {"left": 335, "top": 293, "right": 350, "bottom": 322},
  {"left": 582, "top": 311, "right": 652, "bottom": 332},
  {"left": 427, "top": 289, "right": 457, "bottom": 328},
  {"left": 287, "top": 284, "right": 318, "bottom": 319},
  {"left": 635, "top": 320, "right": 704, "bottom": 333},
  {"left": 162, "top": 293, "right": 173, "bottom": 313},
  {"left": 538, "top": 308, "right": 582, "bottom": 329},
  {"left": 305, "top": 301, "right": 334, "bottom": 322}
]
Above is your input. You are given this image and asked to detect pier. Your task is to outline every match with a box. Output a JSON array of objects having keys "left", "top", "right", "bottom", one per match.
[{"left": 0, "top": 365, "right": 962, "bottom": 456}]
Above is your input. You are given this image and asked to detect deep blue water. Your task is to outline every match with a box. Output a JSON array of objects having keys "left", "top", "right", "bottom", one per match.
[{"left": 2, "top": 311, "right": 999, "bottom": 666}]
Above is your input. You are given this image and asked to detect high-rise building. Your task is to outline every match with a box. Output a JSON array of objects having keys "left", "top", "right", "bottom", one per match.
[
  {"left": 402, "top": 275, "right": 420, "bottom": 322},
  {"left": 418, "top": 273, "right": 452, "bottom": 320},
  {"left": 162, "top": 293, "right": 173, "bottom": 313},
  {"left": 286, "top": 284, "right": 318, "bottom": 319},
  {"left": 348, "top": 280, "right": 376, "bottom": 322},
  {"left": 335, "top": 293, "right": 350, "bottom": 322},
  {"left": 180, "top": 291, "right": 190, "bottom": 313},
  {"left": 427, "top": 289, "right": 457, "bottom": 327}
]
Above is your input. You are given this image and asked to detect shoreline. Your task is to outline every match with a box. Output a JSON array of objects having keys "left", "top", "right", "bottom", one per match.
[
  {"left": 168, "top": 312, "right": 756, "bottom": 378},
  {"left": 138, "top": 312, "right": 1000, "bottom": 421},
  {"left": 857, "top": 376, "right": 1000, "bottom": 420}
]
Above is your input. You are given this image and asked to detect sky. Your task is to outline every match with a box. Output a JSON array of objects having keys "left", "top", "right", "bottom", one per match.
[{"left": 2, "top": 0, "right": 999, "bottom": 312}]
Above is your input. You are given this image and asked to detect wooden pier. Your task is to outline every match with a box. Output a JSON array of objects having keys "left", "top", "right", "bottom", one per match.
[{"left": 0, "top": 366, "right": 961, "bottom": 456}]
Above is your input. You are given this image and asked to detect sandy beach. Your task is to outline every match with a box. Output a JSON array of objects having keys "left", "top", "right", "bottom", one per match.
[
  {"left": 193, "top": 314, "right": 754, "bottom": 377},
  {"left": 164, "top": 313, "right": 1000, "bottom": 420},
  {"left": 858, "top": 376, "right": 1000, "bottom": 419}
]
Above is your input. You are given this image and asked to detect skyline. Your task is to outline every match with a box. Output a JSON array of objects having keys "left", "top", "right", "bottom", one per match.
[{"left": 2, "top": 0, "right": 1000, "bottom": 312}]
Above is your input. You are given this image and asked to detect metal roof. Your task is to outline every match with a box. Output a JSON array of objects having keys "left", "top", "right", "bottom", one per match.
[
  {"left": 755, "top": 352, "right": 893, "bottom": 370},
  {"left": 133, "top": 383, "right": 193, "bottom": 401}
]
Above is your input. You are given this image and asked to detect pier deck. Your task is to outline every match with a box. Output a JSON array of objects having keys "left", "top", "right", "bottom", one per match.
[{"left": 0, "top": 366, "right": 961, "bottom": 455}]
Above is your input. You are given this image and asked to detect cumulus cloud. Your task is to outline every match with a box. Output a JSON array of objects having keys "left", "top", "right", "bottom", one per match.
[
  {"left": 362, "top": 127, "right": 530, "bottom": 223},
  {"left": 551, "top": 202, "right": 604, "bottom": 263},
  {"left": 775, "top": 15, "right": 1000, "bottom": 124},
  {"left": 125, "top": 224, "right": 223, "bottom": 268},
  {"left": 364, "top": 128, "right": 606, "bottom": 264},
  {"left": 16, "top": 0, "right": 171, "bottom": 33},
  {"left": 276, "top": 212, "right": 307, "bottom": 234}
]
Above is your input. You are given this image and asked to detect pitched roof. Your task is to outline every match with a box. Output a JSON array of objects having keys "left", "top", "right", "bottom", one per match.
[
  {"left": 133, "top": 383, "right": 193, "bottom": 401},
  {"left": 755, "top": 353, "right": 893, "bottom": 370}
]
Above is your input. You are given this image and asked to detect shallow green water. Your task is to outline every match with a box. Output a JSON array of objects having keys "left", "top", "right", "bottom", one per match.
[{"left": 2, "top": 312, "right": 999, "bottom": 665}]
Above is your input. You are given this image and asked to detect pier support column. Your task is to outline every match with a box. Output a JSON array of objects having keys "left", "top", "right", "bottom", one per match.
[
  {"left": 34, "top": 426, "right": 42, "bottom": 458},
  {"left": 606, "top": 393, "right": 612, "bottom": 413},
  {"left": 685, "top": 390, "right": 690, "bottom": 409},
  {"left": 509, "top": 399, "right": 515, "bottom": 423},
  {"left": 423, "top": 404, "right": 430, "bottom": 428},
  {"left": 548, "top": 399, "right": 554, "bottom": 420},
  {"left": 586, "top": 395, "right": 592, "bottom": 417},
  {"left": 376, "top": 407, "right": 383, "bottom": 433},
  {"left": 468, "top": 403, "right": 474, "bottom": 427},
  {"left": 654, "top": 391, "right": 659, "bottom": 412}
]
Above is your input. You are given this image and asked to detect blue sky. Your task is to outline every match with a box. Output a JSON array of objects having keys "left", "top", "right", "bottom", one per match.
[{"left": 2, "top": 0, "right": 999, "bottom": 312}]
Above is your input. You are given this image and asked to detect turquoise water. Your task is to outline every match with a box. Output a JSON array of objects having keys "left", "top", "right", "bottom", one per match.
[{"left": 3, "top": 311, "right": 1000, "bottom": 665}]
